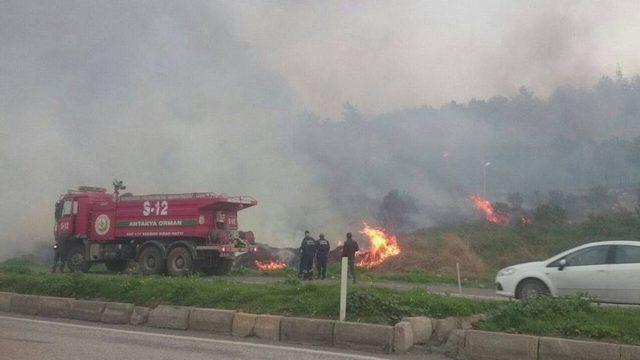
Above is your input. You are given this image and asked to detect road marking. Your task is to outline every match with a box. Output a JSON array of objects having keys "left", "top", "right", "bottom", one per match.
[{"left": 0, "top": 315, "right": 385, "bottom": 360}]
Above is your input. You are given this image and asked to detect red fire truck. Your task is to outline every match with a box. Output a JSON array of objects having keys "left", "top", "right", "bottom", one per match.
[{"left": 54, "top": 186, "right": 257, "bottom": 276}]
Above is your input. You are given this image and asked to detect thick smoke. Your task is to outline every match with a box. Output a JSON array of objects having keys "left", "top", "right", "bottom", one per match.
[{"left": 1, "top": 1, "right": 639, "bottom": 259}]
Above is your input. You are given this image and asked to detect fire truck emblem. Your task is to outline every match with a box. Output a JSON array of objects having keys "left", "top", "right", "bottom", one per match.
[{"left": 95, "top": 214, "right": 110, "bottom": 235}]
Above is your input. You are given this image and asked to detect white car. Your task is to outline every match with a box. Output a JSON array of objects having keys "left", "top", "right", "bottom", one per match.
[{"left": 495, "top": 240, "right": 640, "bottom": 304}]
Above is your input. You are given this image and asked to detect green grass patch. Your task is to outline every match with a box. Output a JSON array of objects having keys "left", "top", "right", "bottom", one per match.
[
  {"left": 477, "top": 296, "right": 640, "bottom": 345},
  {"left": 0, "top": 268, "right": 491, "bottom": 324}
]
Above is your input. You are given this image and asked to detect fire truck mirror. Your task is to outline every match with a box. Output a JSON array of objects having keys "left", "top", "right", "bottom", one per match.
[{"left": 55, "top": 202, "right": 63, "bottom": 220}]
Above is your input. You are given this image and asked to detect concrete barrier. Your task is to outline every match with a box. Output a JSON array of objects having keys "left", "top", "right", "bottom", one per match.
[
  {"left": 101, "top": 302, "right": 134, "bottom": 324},
  {"left": 538, "top": 337, "right": 621, "bottom": 360},
  {"left": 394, "top": 321, "right": 414, "bottom": 354},
  {"left": 434, "top": 316, "right": 461, "bottom": 342},
  {"left": 334, "top": 321, "right": 394, "bottom": 353},
  {"left": 10, "top": 294, "right": 40, "bottom": 315},
  {"left": 189, "top": 308, "right": 236, "bottom": 334},
  {"left": 70, "top": 300, "right": 106, "bottom": 322},
  {"left": 404, "top": 316, "right": 432, "bottom": 344},
  {"left": 232, "top": 313, "right": 257, "bottom": 337},
  {"left": 38, "top": 296, "right": 71, "bottom": 318},
  {"left": 255, "top": 315, "right": 282, "bottom": 341},
  {"left": 463, "top": 330, "right": 538, "bottom": 360},
  {"left": 461, "top": 314, "right": 485, "bottom": 330},
  {"left": 280, "top": 317, "right": 335, "bottom": 346},
  {"left": 621, "top": 344, "right": 640, "bottom": 360},
  {"left": 445, "top": 329, "right": 466, "bottom": 358},
  {"left": 148, "top": 305, "right": 190, "bottom": 330},
  {"left": 130, "top": 306, "right": 151, "bottom": 326},
  {"left": 0, "top": 292, "right": 13, "bottom": 312}
]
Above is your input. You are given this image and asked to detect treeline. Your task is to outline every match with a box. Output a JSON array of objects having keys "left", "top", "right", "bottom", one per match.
[{"left": 292, "top": 74, "right": 640, "bottom": 229}]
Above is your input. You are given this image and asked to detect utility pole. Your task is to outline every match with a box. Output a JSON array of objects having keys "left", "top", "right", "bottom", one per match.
[{"left": 483, "top": 162, "right": 491, "bottom": 199}]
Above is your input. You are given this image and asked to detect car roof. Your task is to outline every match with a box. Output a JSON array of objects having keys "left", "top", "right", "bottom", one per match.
[
  {"left": 580, "top": 240, "right": 640, "bottom": 246},
  {"left": 547, "top": 240, "right": 640, "bottom": 262}
]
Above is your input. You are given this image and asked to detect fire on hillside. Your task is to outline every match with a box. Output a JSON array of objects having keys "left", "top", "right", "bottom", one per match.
[
  {"left": 356, "top": 223, "right": 401, "bottom": 269},
  {"left": 468, "top": 194, "right": 510, "bottom": 226}
]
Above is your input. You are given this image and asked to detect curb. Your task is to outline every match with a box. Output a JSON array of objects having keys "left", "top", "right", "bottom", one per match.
[
  {"left": 0, "top": 291, "right": 409, "bottom": 353},
  {"left": 446, "top": 330, "right": 640, "bottom": 360},
  {"left": 2, "top": 291, "right": 635, "bottom": 358}
]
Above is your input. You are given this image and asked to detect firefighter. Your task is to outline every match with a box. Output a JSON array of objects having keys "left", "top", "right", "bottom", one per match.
[
  {"left": 341, "top": 232, "right": 359, "bottom": 283},
  {"left": 315, "top": 234, "right": 330, "bottom": 280},
  {"left": 298, "top": 230, "right": 317, "bottom": 280},
  {"left": 51, "top": 240, "right": 66, "bottom": 273}
]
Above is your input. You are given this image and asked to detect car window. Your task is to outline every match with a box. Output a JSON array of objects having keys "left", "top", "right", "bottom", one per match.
[
  {"left": 565, "top": 245, "right": 609, "bottom": 266},
  {"left": 613, "top": 245, "right": 640, "bottom": 264}
]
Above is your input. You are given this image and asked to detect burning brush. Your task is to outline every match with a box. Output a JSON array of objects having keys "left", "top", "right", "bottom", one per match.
[
  {"left": 356, "top": 223, "right": 401, "bottom": 269},
  {"left": 468, "top": 194, "right": 509, "bottom": 226},
  {"left": 254, "top": 260, "right": 287, "bottom": 271}
]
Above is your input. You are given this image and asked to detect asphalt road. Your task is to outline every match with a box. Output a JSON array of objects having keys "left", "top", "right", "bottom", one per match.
[{"left": 0, "top": 314, "right": 447, "bottom": 360}]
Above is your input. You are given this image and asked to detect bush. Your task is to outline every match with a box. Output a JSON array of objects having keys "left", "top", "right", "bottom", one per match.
[
  {"left": 477, "top": 295, "right": 640, "bottom": 344},
  {"left": 533, "top": 204, "right": 568, "bottom": 225}
]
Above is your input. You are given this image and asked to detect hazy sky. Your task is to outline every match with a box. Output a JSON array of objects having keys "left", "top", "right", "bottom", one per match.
[{"left": 1, "top": 1, "right": 639, "bottom": 256}]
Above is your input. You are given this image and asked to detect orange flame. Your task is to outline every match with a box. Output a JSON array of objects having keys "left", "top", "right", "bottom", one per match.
[
  {"left": 356, "top": 223, "right": 400, "bottom": 269},
  {"left": 469, "top": 194, "right": 509, "bottom": 226},
  {"left": 255, "top": 260, "right": 287, "bottom": 271}
]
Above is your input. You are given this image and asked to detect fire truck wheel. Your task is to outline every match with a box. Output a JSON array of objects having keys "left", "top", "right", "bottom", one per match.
[
  {"left": 67, "top": 246, "right": 91, "bottom": 273},
  {"left": 138, "top": 246, "right": 166, "bottom": 276},
  {"left": 105, "top": 260, "right": 128, "bottom": 273},
  {"left": 211, "top": 258, "right": 234, "bottom": 275},
  {"left": 166, "top": 247, "right": 193, "bottom": 276}
]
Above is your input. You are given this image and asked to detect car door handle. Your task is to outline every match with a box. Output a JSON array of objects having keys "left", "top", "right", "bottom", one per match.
[{"left": 596, "top": 270, "right": 606, "bottom": 272}]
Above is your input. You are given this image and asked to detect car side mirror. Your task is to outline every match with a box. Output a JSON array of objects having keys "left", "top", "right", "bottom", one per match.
[{"left": 558, "top": 258, "right": 567, "bottom": 271}]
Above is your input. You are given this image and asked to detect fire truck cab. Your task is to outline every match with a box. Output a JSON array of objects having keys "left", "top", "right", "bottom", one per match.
[{"left": 54, "top": 186, "right": 257, "bottom": 276}]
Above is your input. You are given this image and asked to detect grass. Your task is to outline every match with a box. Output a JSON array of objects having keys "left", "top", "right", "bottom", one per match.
[
  {"left": 231, "top": 263, "right": 491, "bottom": 288},
  {"left": 477, "top": 295, "right": 640, "bottom": 345},
  {"left": 0, "top": 266, "right": 491, "bottom": 324},
  {"left": 3, "top": 265, "right": 640, "bottom": 345},
  {"left": 412, "top": 217, "right": 640, "bottom": 274}
]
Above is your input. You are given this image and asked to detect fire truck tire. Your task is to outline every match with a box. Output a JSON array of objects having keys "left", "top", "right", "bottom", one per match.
[
  {"left": 138, "top": 246, "right": 166, "bottom": 276},
  {"left": 105, "top": 260, "right": 128, "bottom": 273},
  {"left": 166, "top": 247, "right": 193, "bottom": 276},
  {"left": 211, "top": 258, "right": 234, "bottom": 275},
  {"left": 67, "top": 246, "right": 91, "bottom": 273}
]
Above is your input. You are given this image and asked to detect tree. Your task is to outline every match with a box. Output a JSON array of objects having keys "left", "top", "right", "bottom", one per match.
[
  {"left": 586, "top": 186, "right": 613, "bottom": 213},
  {"left": 377, "top": 190, "right": 419, "bottom": 232},
  {"left": 507, "top": 192, "right": 524, "bottom": 210},
  {"left": 548, "top": 190, "right": 566, "bottom": 208},
  {"left": 342, "top": 102, "right": 363, "bottom": 122},
  {"left": 533, "top": 204, "right": 568, "bottom": 225}
]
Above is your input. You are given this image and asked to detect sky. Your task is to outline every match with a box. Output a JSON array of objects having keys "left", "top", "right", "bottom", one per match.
[{"left": 1, "top": 0, "right": 639, "bottom": 256}]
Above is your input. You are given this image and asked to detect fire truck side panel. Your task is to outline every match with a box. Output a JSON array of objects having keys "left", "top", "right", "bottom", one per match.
[
  {"left": 89, "top": 200, "right": 116, "bottom": 242},
  {"left": 114, "top": 198, "right": 208, "bottom": 240}
]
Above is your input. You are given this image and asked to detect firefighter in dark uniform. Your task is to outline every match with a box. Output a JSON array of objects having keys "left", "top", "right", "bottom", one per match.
[
  {"left": 341, "top": 232, "right": 359, "bottom": 283},
  {"left": 315, "top": 234, "right": 330, "bottom": 280},
  {"left": 298, "top": 231, "right": 317, "bottom": 280},
  {"left": 52, "top": 240, "right": 66, "bottom": 273}
]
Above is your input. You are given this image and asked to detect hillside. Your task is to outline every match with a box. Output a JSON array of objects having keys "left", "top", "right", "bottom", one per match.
[{"left": 380, "top": 211, "right": 640, "bottom": 278}]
